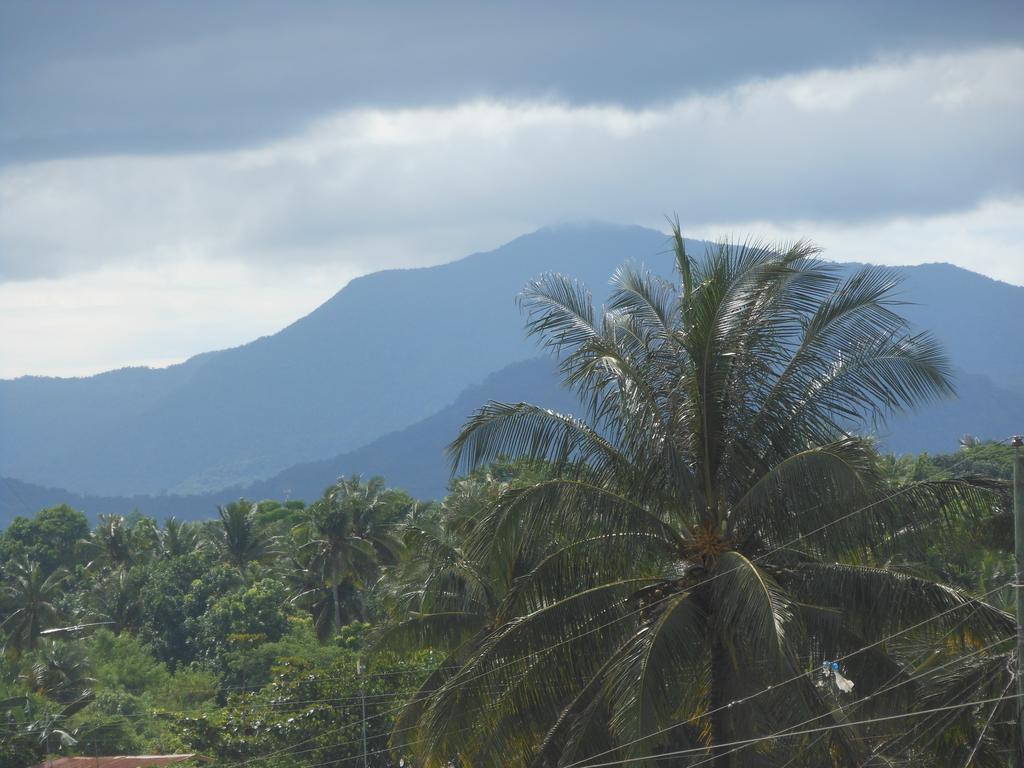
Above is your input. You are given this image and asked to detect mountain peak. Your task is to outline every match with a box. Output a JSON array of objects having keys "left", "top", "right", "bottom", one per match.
[{"left": 1, "top": 225, "right": 1021, "bottom": 505}]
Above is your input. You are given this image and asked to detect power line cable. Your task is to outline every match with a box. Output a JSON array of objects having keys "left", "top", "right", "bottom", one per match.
[
  {"left": 398, "top": 481, "right": 995, "bottom": 723},
  {"left": 959, "top": 674, "right": 1015, "bottom": 768},
  {"left": 563, "top": 580, "right": 1011, "bottom": 768},
  {"left": 687, "top": 635, "right": 1014, "bottom": 768},
  {"left": 766, "top": 603, "right": 1009, "bottom": 768},
  {"left": 573, "top": 693, "right": 1024, "bottom": 768},
  {"left": 9, "top": 481, "right": 1003, "bottom": 763}
]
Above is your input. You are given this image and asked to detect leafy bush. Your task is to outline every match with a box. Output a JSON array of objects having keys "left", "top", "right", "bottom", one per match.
[{"left": 88, "top": 631, "right": 169, "bottom": 696}]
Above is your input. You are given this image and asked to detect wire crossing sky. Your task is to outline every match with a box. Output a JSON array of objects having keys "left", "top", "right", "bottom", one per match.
[{"left": 1, "top": 1, "right": 1022, "bottom": 378}]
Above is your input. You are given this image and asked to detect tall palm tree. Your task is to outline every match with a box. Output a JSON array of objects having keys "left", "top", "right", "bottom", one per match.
[
  {"left": 214, "top": 500, "right": 273, "bottom": 579},
  {"left": 293, "top": 476, "right": 404, "bottom": 635},
  {"left": 0, "top": 559, "right": 67, "bottom": 655},
  {"left": 398, "top": 229, "right": 1011, "bottom": 767}
]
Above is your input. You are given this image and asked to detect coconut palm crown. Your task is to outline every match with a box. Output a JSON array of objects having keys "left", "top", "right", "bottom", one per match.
[
  {"left": 1, "top": 559, "right": 67, "bottom": 655},
  {"left": 214, "top": 500, "right": 274, "bottom": 579},
  {"left": 292, "top": 476, "right": 405, "bottom": 638},
  {"left": 394, "top": 228, "right": 1011, "bottom": 768}
]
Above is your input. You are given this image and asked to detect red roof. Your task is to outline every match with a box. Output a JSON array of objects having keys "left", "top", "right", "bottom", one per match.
[{"left": 33, "top": 756, "right": 202, "bottom": 768}]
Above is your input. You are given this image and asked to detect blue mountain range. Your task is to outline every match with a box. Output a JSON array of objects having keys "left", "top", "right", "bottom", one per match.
[{"left": 2, "top": 224, "right": 1022, "bottom": 523}]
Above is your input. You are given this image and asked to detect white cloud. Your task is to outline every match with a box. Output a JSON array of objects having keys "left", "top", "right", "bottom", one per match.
[
  {"left": 4, "top": 196, "right": 1021, "bottom": 380},
  {"left": 0, "top": 260, "right": 360, "bottom": 378},
  {"left": 688, "top": 196, "right": 1024, "bottom": 287},
  {"left": 1, "top": 45, "right": 1022, "bottom": 376},
  {"left": 2, "top": 46, "right": 1021, "bottom": 281},
  {"left": 763, "top": 47, "right": 1024, "bottom": 111}
]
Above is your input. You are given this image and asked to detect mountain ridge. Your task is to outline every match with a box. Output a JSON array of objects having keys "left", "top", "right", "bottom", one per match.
[
  {"left": 2, "top": 224, "right": 1021, "bottom": 500},
  {"left": 0, "top": 356, "right": 573, "bottom": 521},
  {"left": 0, "top": 224, "right": 666, "bottom": 495},
  {"left": 4, "top": 354, "right": 1023, "bottom": 526}
]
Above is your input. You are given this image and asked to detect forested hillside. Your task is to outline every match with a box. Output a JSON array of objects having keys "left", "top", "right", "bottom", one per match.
[
  {"left": 5, "top": 356, "right": 1022, "bottom": 526},
  {"left": 0, "top": 358, "right": 575, "bottom": 522}
]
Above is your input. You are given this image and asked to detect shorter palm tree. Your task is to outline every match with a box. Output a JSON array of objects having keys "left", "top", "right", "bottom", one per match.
[
  {"left": 84, "top": 567, "right": 144, "bottom": 634},
  {"left": 160, "top": 516, "right": 203, "bottom": 559},
  {"left": 292, "top": 476, "right": 404, "bottom": 636},
  {"left": 0, "top": 559, "right": 67, "bottom": 655},
  {"left": 5, "top": 692, "right": 94, "bottom": 763},
  {"left": 83, "top": 514, "right": 155, "bottom": 571},
  {"left": 19, "top": 641, "right": 95, "bottom": 704},
  {"left": 214, "top": 500, "right": 274, "bottom": 579}
]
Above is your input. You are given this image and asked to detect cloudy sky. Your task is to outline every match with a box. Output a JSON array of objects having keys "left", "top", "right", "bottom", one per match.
[{"left": 2, "top": 1, "right": 1022, "bottom": 378}]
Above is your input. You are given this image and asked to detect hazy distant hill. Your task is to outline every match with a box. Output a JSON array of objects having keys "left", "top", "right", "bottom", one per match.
[
  {"left": 879, "top": 370, "right": 1024, "bottom": 454},
  {"left": 4, "top": 354, "right": 1022, "bottom": 526},
  {"left": 2, "top": 224, "right": 1022, "bottom": 506},
  {"left": 239, "top": 357, "right": 577, "bottom": 503},
  {"left": 0, "top": 224, "right": 665, "bottom": 496},
  {"left": 0, "top": 357, "right": 574, "bottom": 521}
]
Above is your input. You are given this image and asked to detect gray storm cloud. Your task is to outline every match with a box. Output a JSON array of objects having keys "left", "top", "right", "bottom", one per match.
[
  {"left": 1, "top": 0, "right": 1022, "bottom": 163},
  {"left": 1, "top": 47, "right": 1021, "bottom": 282}
]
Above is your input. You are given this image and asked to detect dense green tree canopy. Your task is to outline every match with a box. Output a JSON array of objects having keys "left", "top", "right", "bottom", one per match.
[{"left": 0, "top": 505, "right": 89, "bottom": 576}]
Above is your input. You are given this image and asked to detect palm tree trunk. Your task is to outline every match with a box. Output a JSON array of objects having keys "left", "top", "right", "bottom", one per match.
[
  {"left": 332, "top": 582, "right": 342, "bottom": 631},
  {"left": 710, "top": 638, "right": 733, "bottom": 768}
]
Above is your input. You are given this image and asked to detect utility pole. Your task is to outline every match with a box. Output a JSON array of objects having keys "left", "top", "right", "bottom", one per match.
[
  {"left": 1014, "top": 434, "right": 1024, "bottom": 768},
  {"left": 358, "top": 655, "right": 368, "bottom": 768}
]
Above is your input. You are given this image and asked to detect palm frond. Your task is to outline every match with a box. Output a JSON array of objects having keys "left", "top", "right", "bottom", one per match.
[
  {"left": 448, "top": 401, "right": 627, "bottom": 479},
  {"left": 783, "top": 562, "right": 1013, "bottom": 645},
  {"left": 605, "top": 591, "right": 708, "bottom": 758},
  {"left": 711, "top": 552, "right": 793, "bottom": 671}
]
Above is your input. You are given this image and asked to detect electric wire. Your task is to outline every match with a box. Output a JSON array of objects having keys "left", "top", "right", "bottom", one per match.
[
  {"left": 959, "top": 674, "right": 1014, "bottom": 768},
  {"left": 683, "top": 634, "right": 1015, "bottom": 768},
  {"left": 572, "top": 693, "right": 1024, "bottom": 768},
  {"left": 767, "top": 602, "right": 1010, "bottom": 768},
  {"left": 376, "top": 481, "right": 986, "bottom": 729},
  {"left": 231, "top": 485, "right": 923, "bottom": 765},
  {"left": 235, "top": 583, "right": 1011, "bottom": 768},
  {"left": 562, "top": 579, "right": 1011, "bottom": 768}
]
